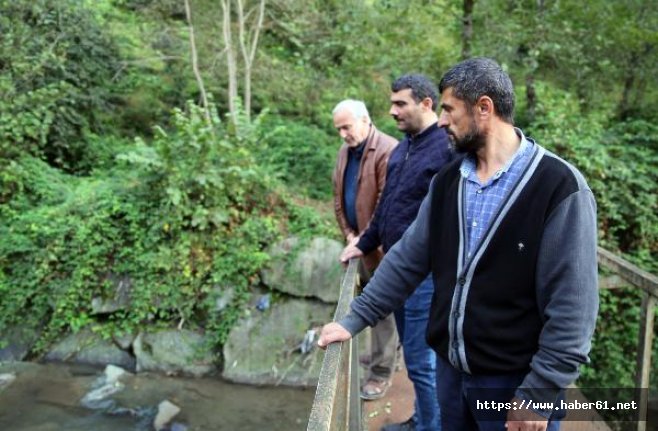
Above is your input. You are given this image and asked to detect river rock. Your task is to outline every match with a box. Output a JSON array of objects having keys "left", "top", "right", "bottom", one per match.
[
  {"left": 153, "top": 400, "right": 181, "bottom": 431},
  {"left": 0, "top": 325, "right": 40, "bottom": 361},
  {"left": 261, "top": 237, "right": 344, "bottom": 303},
  {"left": 222, "top": 297, "right": 333, "bottom": 386},
  {"left": 112, "top": 332, "right": 136, "bottom": 350},
  {"left": 45, "top": 328, "right": 136, "bottom": 370},
  {"left": 103, "top": 364, "right": 131, "bottom": 385},
  {"left": 133, "top": 329, "right": 215, "bottom": 377},
  {"left": 170, "top": 423, "right": 188, "bottom": 431},
  {"left": 0, "top": 373, "right": 16, "bottom": 392},
  {"left": 80, "top": 381, "right": 125, "bottom": 410}
]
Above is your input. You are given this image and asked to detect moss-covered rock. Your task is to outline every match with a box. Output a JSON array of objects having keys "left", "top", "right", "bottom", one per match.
[
  {"left": 261, "top": 237, "right": 344, "bottom": 303},
  {"left": 222, "top": 297, "right": 333, "bottom": 386},
  {"left": 133, "top": 329, "right": 215, "bottom": 377}
]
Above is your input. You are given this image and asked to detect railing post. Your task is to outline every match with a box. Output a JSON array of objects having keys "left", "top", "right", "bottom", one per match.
[
  {"left": 307, "top": 259, "right": 362, "bottom": 431},
  {"left": 597, "top": 247, "right": 658, "bottom": 431},
  {"left": 635, "top": 291, "right": 656, "bottom": 431},
  {"left": 349, "top": 331, "right": 362, "bottom": 430}
]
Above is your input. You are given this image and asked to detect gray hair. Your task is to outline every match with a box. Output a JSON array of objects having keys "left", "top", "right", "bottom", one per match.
[
  {"left": 439, "top": 57, "right": 515, "bottom": 124},
  {"left": 332, "top": 99, "right": 370, "bottom": 121}
]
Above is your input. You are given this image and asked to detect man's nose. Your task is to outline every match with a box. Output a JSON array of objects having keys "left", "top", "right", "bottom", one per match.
[
  {"left": 389, "top": 105, "right": 397, "bottom": 117},
  {"left": 339, "top": 129, "right": 348, "bottom": 139},
  {"left": 438, "top": 111, "right": 449, "bottom": 128}
]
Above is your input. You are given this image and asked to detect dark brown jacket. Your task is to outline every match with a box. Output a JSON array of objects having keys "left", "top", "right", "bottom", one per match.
[{"left": 332, "top": 126, "right": 397, "bottom": 271}]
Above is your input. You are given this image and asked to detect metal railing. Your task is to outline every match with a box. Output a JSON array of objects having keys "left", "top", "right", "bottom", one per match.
[
  {"left": 307, "top": 259, "right": 362, "bottom": 431},
  {"left": 597, "top": 247, "right": 658, "bottom": 431}
]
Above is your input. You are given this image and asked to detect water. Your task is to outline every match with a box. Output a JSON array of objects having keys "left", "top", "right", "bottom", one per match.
[{"left": 0, "top": 362, "right": 314, "bottom": 431}]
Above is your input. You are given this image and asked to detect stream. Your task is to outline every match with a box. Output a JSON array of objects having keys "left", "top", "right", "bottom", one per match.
[{"left": 0, "top": 362, "right": 314, "bottom": 431}]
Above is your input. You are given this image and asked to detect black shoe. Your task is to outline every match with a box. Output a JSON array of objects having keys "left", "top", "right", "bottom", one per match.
[{"left": 380, "top": 417, "right": 416, "bottom": 431}]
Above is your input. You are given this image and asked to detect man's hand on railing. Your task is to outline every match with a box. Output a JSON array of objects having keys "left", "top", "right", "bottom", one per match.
[
  {"left": 340, "top": 238, "right": 363, "bottom": 266},
  {"left": 317, "top": 322, "right": 352, "bottom": 350}
]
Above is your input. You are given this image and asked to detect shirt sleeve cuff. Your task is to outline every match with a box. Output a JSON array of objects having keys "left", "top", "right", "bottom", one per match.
[
  {"left": 515, "top": 372, "right": 562, "bottom": 418},
  {"left": 337, "top": 312, "right": 370, "bottom": 336},
  {"left": 356, "top": 235, "right": 377, "bottom": 255}
]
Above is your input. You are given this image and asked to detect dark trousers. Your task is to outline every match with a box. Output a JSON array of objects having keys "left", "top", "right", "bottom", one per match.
[
  {"left": 358, "top": 261, "right": 399, "bottom": 381},
  {"left": 436, "top": 355, "right": 564, "bottom": 430}
]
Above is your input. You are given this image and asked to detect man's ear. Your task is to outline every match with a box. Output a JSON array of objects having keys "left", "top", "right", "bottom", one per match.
[
  {"left": 476, "top": 96, "right": 494, "bottom": 117},
  {"left": 420, "top": 96, "right": 434, "bottom": 111}
]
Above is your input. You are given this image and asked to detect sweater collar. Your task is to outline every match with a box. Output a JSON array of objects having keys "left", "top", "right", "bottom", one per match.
[{"left": 407, "top": 122, "right": 439, "bottom": 144}]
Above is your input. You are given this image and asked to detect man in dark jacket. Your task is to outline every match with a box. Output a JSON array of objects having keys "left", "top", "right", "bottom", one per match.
[
  {"left": 322, "top": 58, "right": 599, "bottom": 431},
  {"left": 340, "top": 75, "right": 453, "bottom": 431},
  {"left": 331, "top": 99, "right": 399, "bottom": 400}
]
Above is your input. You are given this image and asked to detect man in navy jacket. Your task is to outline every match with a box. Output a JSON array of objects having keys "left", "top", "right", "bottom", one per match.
[{"left": 340, "top": 74, "right": 452, "bottom": 431}]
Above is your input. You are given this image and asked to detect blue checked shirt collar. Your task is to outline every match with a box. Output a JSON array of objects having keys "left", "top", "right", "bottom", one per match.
[
  {"left": 459, "top": 128, "right": 531, "bottom": 183},
  {"left": 459, "top": 128, "right": 535, "bottom": 257}
]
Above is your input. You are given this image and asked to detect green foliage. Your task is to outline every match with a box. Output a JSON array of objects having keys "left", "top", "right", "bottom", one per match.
[
  {"left": 105, "top": 0, "right": 193, "bottom": 135},
  {"left": 471, "top": 0, "right": 658, "bottom": 122},
  {"left": 255, "top": 116, "right": 338, "bottom": 200},
  {"left": 527, "top": 82, "right": 658, "bottom": 263},
  {"left": 527, "top": 83, "right": 658, "bottom": 389},
  {"left": 0, "top": 103, "right": 332, "bottom": 352},
  {"left": 579, "top": 289, "right": 643, "bottom": 389},
  {"left": 579, "top": 287, "right": 658, "bottom": 391},
  {"left": 0, "top": 0, "right": 120, "bottom": 171}
]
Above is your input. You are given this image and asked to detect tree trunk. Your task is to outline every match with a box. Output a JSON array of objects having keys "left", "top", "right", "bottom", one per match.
[
  {"left": 525, "top": 73, "right": 536, "bottom": 123},
  {"left": 184, "top": 0, "right": 212, "bottom": 126},
  {"left": 461, "top": 0, "right": 475, "bottom": 60},
  {"left": 617, "top": 44, "right": 652, "bottom": 120},
  {"left": 236, "top": 0, "right": 266, "bottom": 120},
  {"left": 524, "top": 0, "right": 544, "bottom": 124},
  {"left": 221, "top": 0, "right": 239, "bottom": 119}
]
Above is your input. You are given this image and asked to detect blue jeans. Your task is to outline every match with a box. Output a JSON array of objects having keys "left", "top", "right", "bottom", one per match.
[
  {"left": 394, "top": 275, "right": 440, "bottom": 431},
  {"left": 436, "top": 355, "right": 563, "bottom": 430}
]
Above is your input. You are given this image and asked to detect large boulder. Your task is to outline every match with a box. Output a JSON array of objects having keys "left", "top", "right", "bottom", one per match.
[
  {"left": 222, "top": 297, "right": 334, "bottom": 386},
  {"left": 44, "top": 329, "right": 136, "bottom": 370},
  {"left": 0, "top": 325, "right": 40, "bottom": 361},
  {"left": 261, "top": 237, "right": 344, "bottom": 303},
  {"left": 133, "top": 329, "right": 215, "bottom": 377}
]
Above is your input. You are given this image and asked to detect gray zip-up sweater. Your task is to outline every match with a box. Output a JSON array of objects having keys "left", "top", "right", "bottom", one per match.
[{"left": 339, "top": 143, "right": 599, "bottom": 413}]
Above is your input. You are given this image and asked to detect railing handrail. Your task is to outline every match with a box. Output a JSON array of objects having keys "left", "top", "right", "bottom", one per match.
[
  {"left": 307, "top": 259, "right": 362, "bottom": 431},
  {"left": 597, "top": 247, "right": 657, "bottom": 431},
  {"left": 597, "top": 247, "right": 658, "bottom": 297}
]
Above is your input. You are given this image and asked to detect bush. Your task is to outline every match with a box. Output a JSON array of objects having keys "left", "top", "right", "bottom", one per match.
[
  {"left": 0, "top": 103, "right": 334, "bottom": 352},
  {"left": 527, "top": 83, "right": 658, "bottom": 266},
  {"left": 255, "top": 116, "right": 338, "bottom": 200},
  {"left": 0, "top": 0, "right": 120, "bottom": 172}
]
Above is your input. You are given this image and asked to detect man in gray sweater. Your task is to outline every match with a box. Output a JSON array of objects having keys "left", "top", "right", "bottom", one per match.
[{"left": 319, "top": 58, "right": 599, "bottom": 431}]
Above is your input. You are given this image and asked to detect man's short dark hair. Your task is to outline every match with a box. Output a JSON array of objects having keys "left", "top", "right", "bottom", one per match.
[
  {"left": 439, "top": 57, "right": 515, "bottom": 124},
  {"left": 391, "top": 74, "right": 439, "bottom": 111}
]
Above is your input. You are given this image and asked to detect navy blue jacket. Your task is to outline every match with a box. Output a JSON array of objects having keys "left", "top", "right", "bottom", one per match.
[{"left": 357, "top": 123, "right": 452, "bottom": 253}]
